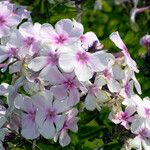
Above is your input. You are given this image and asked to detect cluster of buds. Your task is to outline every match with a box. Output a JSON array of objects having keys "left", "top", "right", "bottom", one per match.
[{"left": 0, "top": 1, "right": 149, "bottom": 149}]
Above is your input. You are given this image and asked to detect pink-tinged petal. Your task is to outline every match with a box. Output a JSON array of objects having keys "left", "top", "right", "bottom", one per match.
[
  {"left": 53, "top": 99, "right": 69, "bottom": 113},
  {"left": 125, "top": 106, "right": 136, "bottom": 116},
  {"left": 0, "top": 25, "right": 9, "bottom": 38},
  {"left": 14, "top": 94, "right": 33, "bottom": 112},
  {"left": 109, "top": 32, "right": 139, "bottom": 73},
  {"left": 121, "top": 121, "right": 129, "bottom": 129},
  {"left": 59, "top": 129, "right": 71, "bottom": 147},
  {"left": 85, "top": 94, "right": 96, "bottom": 111},
  {"left": 81, "top": 32, "right": 99, "bottom": 49},
  {"left": 69, "top": 117, "right": 78, "bottom": 132},
  {"left": 32, "top": 90, "right": 53, "bottom": 109},
  {"left": 35, "top": 109, "right": 46, "bottom": 127},
  {"left": 59, "top": 52, "right": 75, "bottom": 72},
  {"left": 142, "top": 139, "right": 150, "bottom": 150},
  {"left": 108, "top": 112, "right": 121, "bottom": 124},
  {"left": 107, "top": 79, "right": 121, "bottom": 93},
  {"left": 132, "top": 74, "right": 142, "bottom": 95},
  {"left": 68, "top": 88, "right": 80, "bottom": 106},
  {"left": 0, "top": 5, "right": 11, "bottom": 17},
  {"left": 40, "top": 66, "right": 65, "bottom": 84},
  {"left": 131, "top": 118, "right": 145, "bottom": 134},
  {"left": 56, "top": 19, "right": 83, "bottom": 40},
  {"left": 6, "top": 15, "right": 21, "bottom": 26},
  {"left": 40, "top": 23, "right": 57, "bottom": 40},
  {"left": 72, "top": 19, "right": 84, "bottom": 34},
  {"left": 66, "top": 108, "right": 78, "bottom": 119},
  {"left": 39, "top": 119, "right": 55, "bottom": 139},
  {"left": 55, "top": 115, "right": 65, "bottom": 132},
  {"left": 9, "top": 61, "right": 22, "bottom": 74},
  {"left": 109, "top": 31, "right": 127, "bottom": 50},
  {"left": 21, "top": 114, "right": 39, "bottom": 139},
  {"left": 75, "top": 64, "right": 93, "bottom": 81},
  {"left": 50, "top": 85, "right": 68, "bottom": 100},
  {"left": 0, "top": 45, "right": 8, "bottom": 53},
  {"left": 28, "top": 56, "right": 47, "bottom": 72},
  {"left": 146, "top": 120, "right": 150, "bottom": 130},
  {"left": 90, "top": 51, "right": 115, "bottom": 72},
  {"left": 8, "top": 30, "right": 23, "bottom": 47},
  {"left": 130, "top": 136, "right": 142, "bottom": 150},
  {"left": 122, "top": 51, "right": 139, "bottom": 73},
  {"left": 19, "top": 22, "right": 34, "bottom": 36},
  {"left": 55, "top": 19, "right": 73, "bottom": 34}
]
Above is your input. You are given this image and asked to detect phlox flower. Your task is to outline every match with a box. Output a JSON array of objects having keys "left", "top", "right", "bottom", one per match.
[
  {"left": 136, "top": 97, "right": 150, "bottom": 129},
  {"left": 28, "top": 45, "right": 59, "bottom": 75},
  {"left": 130, "top": 6, "right": 150, "bottom": 23},
  {"left": 32, "top": 90, "right": 69, "bottom": 139},
  {"left": 14, "top": 94, "right": 40, "bottom": 139},
  {"left": 54, "top": 108, "right": 78, "bottom": 147},
  {"left": 18, "top": 22, "right": 41, "bottom": 56},
  {"left": 59, "top": 45, "right": 115, "bottom": 81},
  {"left": 120, "top": 68, "right": 141, "bottom": 99},
  {"left": 80, "top": 31, "right": 101, "bottom": 50},
  {"left": 109, "top": 31, "right": 139, "bottom": 73},
  {"left": 109, "top": 106, "right": 136, "bottom": 129},
  {"left": 130, "top": 118, "right": 150, "bottom": 150},
  {"left": 97, "top": 63, "right": 124, "bottom": 93},
  {"left": 84, "top": 80, "right": 110, "bottom": 111},
  {"left": 0, "top": 2, "right": 21, "bottom": 38},
  {"left": 46, "top": 69, "right": 81, "bottom": 106},
  {"left": 40, "top": 19, "right": 83, "bottom": 48}
]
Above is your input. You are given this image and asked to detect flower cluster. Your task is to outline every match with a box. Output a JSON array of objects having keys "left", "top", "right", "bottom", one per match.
[{"left": 0, "top": 1, "right": 149, "bottom": 149}]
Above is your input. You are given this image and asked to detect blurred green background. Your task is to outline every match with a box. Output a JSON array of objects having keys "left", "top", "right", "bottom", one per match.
[{"left": 1, "top": 0, "right": 150, "bottom": 149}]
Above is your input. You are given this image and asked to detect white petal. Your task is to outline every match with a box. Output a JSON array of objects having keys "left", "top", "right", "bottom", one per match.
[
  {"left": 68, "top": 88, "right": 80, "bottom": 106},
  {"left": 53, "top": 99, "right": 69, "bottom": 113},
  {"left": 39, "top": 120, "right": 55, "bottom": 139},
  {"left": 85, "top": 94, "right": 96, "bottom": 111},
  {"left": 55, "top": 115, "right": 65, "bottom": 132},
  {"left": 50, "top": 85, "right": 68, "bottom": 100},
  {"left": 59, "top": 52, "right": 75, "bottom": 72},
  {"left": 130, "top": 137, "right": 142, "bottom": 150},
  {"left": 90, "top": 51, "right": 115, "bottom": 71},
  {"left": 59, "top": 130, "right": 71, "bottom": 147},
  {"left": 21, "top": 114, "right": 39, "bottom": 139},
  {"left": 32, "top": 90, "right": 53, "bottom": 109},
  {"left": 40, "top": 66, "right": 65, "bottom": 84},
  {"left": 28, "top": 56, "right": 47, "bottom": 72},
  {"left": 109, "top": 31, "right": 126, "bottom": 50},
  {"left": 75, "top": 64, "right": 93, "bottom": 81},
  {"left": 14, "top": 94, "right": 33, "bottom": 112}
]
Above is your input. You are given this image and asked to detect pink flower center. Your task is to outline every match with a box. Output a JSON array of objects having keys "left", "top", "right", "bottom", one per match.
[
  {"left": 46, "top": 108, "right": 56, "bottom": 121},
  {"left": 28, "top": 110, "right": 36, "bottom": 122},
  {"left": 120, "top": 112, "right": 128, "bottom": 121},
  {"left": 63, "top": 79, "right": 75, "bottom": 90},
  {"left": 76, "top": 51, "right": 89, "bottom": 64},
  {"left": 0, "top": 16, "right": 6, "bottom": 26},
  {"left": 47, "top": 52, "right": 59, "bottom": 65},
  {"left": 24, "top": 37, "right": 34, "bottom": 47},
  {"left": 55, "top": 34, "right": 68, "bottom": 45},
  {"left": 145, "top": 108, "right": 150, "bottom": 118}
]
